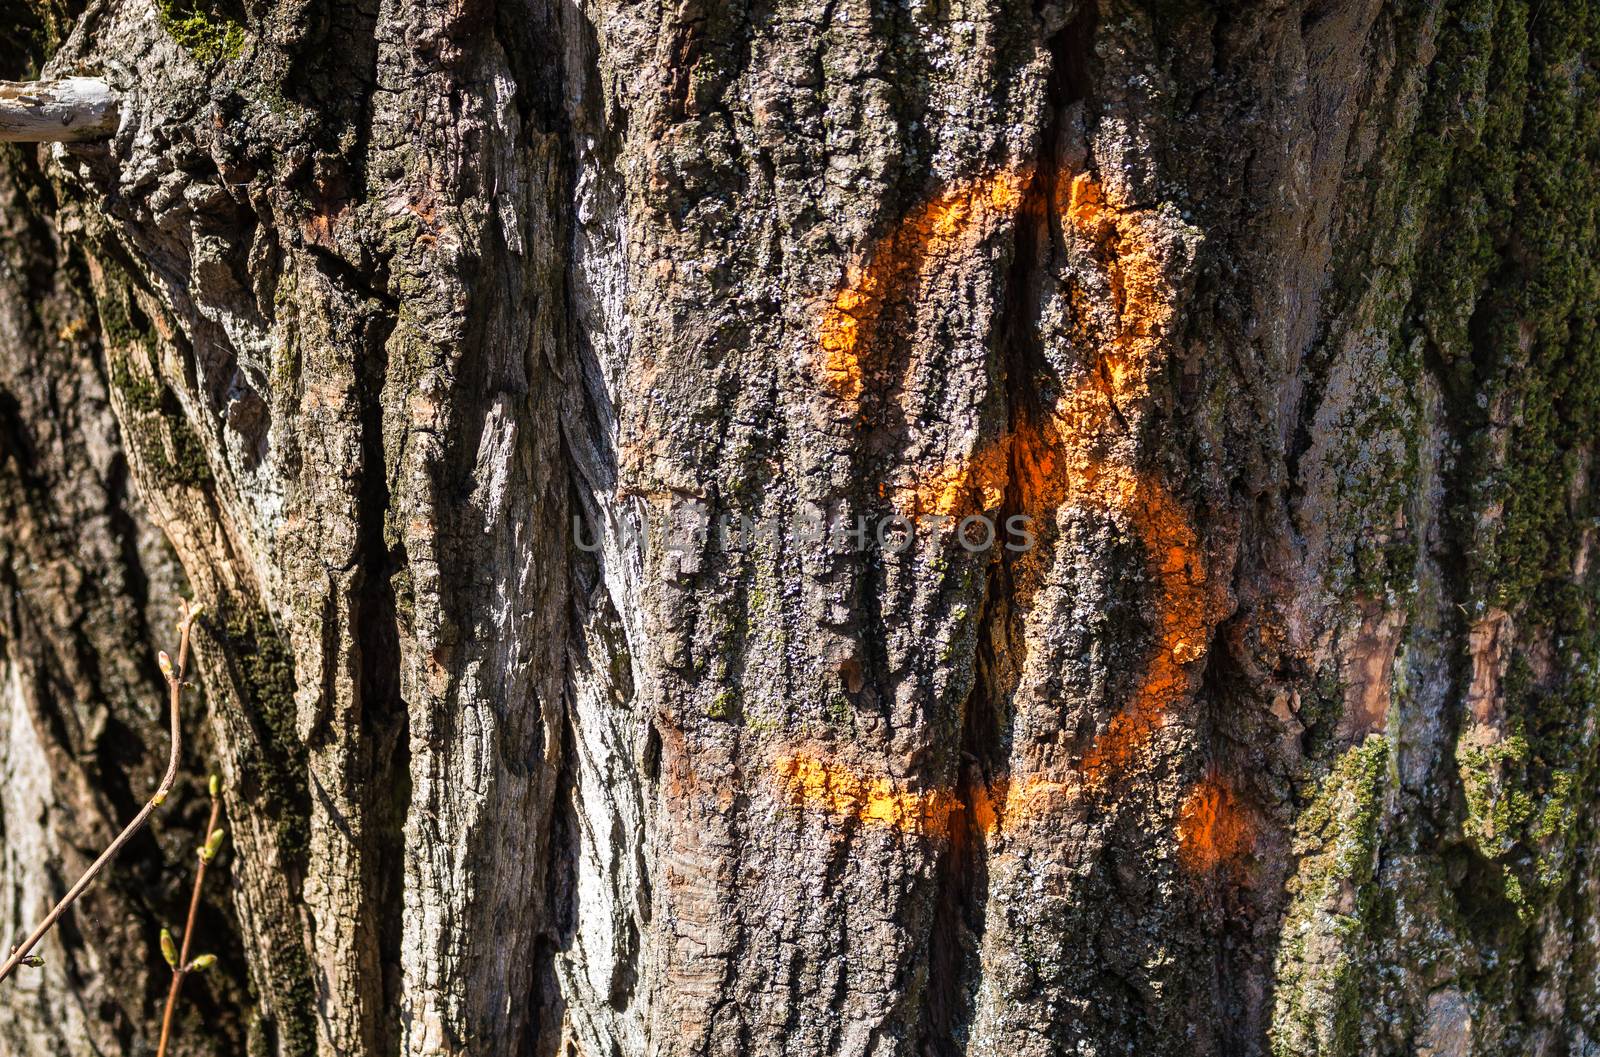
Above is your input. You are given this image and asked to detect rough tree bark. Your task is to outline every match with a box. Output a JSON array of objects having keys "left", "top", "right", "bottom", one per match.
[{"left": 1, "top": 0, "right": 1598, "bottom": 1055}]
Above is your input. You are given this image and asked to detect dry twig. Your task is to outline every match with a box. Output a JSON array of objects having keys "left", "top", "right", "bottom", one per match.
[{"left": 0, "top": 600, "right": 202, "bottom": 983}]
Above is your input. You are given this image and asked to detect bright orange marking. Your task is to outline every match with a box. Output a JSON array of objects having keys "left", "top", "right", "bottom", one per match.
[
  {"left": 818, "top": 171, "right": 1029, "bottom": 403},
  {"left": 874, "top": 166, "right": 1207, "bottom": 802},
  {"left": 974, "top": 773, "right": 1075, "bottom": 835},
  {"left": 1177, "top": 774, "right": 1256, "bottom": 875},
  {"left": 1076, "top": 473, "right": 1208, "bottom": 785},
  {"left": 783, "top": 166, "right": 1231, "bottom": 869}
]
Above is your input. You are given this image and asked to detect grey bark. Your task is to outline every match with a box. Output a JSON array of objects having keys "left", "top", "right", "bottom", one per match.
[{"left": 1, "top": 1, "right": 1598, "bottom": 1056}]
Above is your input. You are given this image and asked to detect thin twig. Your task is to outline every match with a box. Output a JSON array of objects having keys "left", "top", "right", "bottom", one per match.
[
  {"left": 156, "top": 782, "right": 223, "bottom": 1057},
  {"left": 0, "top": 600, "right": 201, "bottom": 984}
]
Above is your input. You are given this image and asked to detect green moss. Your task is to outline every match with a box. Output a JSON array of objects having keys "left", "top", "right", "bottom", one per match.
[
  {"left": 92, "top": 268, "right": 216, "bottom": 488},
  {"left": 208, "top": 602, "right": 315, "bottom": 1056},
  {"left": 218, "top": 602, "right": 310, "bottom": 864},
  {"left": 242, "top": 938, "right": 317, "bottom": 1057},
  {"left": 1395, "top": 0, "right": 1600, "bottom": 922},
  {"left": 113, "top": 379, "right": 215, "bottom": 489},
  {"left": 1283, "top": 2, "right": 1600, "bottom": 1047},
  {"left": 1530, "top": 769, "right": 1580, "bottom": 886},
  {"left": 1457, "top": 729, "right": 1534, "bottom": 857},
  {"left": 108, "top": 357, "right": 162, "bottom": 414},
  {"left": 1398, "top": 0, "right": 1600, "bottom": 627},
  {"left": 96, "top": 287, "right": 146, "bottom": 348},
  {"left": 1270, "top": 736, "right": 1390, "bottom": 1057},
  {"left": 742, "top": 713, "right": 780, "bottom": 736},
  {"left": 150, "top": 408, "right": 214, "bottom": 486},
  {"left": 1456, "top": 650, "right": 1600, "bottom": 918},
  {"left": 158, "top": 0, "right": 247, "bottom": 65},
  {"left": 707, "top": 688, "right": 735, "bottom": 722}
]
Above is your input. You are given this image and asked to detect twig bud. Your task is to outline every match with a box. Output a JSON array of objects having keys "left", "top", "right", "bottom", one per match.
[
  {"left": 158, "top": 651, "right": 174, "bottom": 680},
  {"left": 209, "top": 773, "right": 221, "bottom": 798},
  {"left": 201, "top": 828, "right": 226, "bottom": 862},
  {"left": 20, "top": 954, "right": 43, "bottom": 968},
  {"left": 186, "top": 602, "right": 204, "bottom": 623},
  {"left": 187, "top": 953, "right": 216, "bottom": 973},
  {"left": 160, "top": 928, "right": 178, "bottom": 967}
]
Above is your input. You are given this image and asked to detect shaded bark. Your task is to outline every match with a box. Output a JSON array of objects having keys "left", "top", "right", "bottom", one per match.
[{"left": 1, "top": 1, "right": 1598, "bottom": 1056}]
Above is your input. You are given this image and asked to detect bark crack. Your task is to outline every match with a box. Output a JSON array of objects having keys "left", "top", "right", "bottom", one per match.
[
  {"left": 353, "top": 306, "right": 410, "bottom": 1057},
  {"left": 917, "top": 4, "right": 1097, "bottom": 1052}
]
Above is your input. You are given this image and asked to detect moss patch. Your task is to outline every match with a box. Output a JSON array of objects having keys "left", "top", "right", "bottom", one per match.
[
  {"left": 1270, "top": 736, "right": 1390, "bottom": 1057},
  {"left": 1280, "top": 0, "right": 1600, "bottom": 1049},
  {"left": 158, "top": 0, "right": 247, "bottom": 65},
  {"left": 217, "top": 602, "right": 308, "bottom": 858},
  {"left": 215, "top": 601, "right": 316, "bottom": 1056}
]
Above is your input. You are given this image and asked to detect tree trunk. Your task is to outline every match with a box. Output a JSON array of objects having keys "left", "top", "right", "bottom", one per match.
[{"left": 2, "top": 0, "right": 1598, "bottom": 1054}]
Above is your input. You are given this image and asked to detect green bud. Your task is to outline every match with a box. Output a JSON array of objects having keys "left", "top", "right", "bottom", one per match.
[
  {"left": 152, "top": 791, "right": 167, "bottom": 806},
  {"left": 187, "top": 954, "right": 216, "bottom": 973},
  {"left": 158, "top": 651, "right": 174, "bottom": 680},
  {"left": 201, "top": 828, "right": 226, "bottom": 862},
  {"left": 208, "top": 773, "right": 221, "bottom": 798},
  {"left": 160, "top": 928, "right": 178, "bottom": 967},
  {"left": 21, "top": 954, "right": 43, "bottom": 968}
]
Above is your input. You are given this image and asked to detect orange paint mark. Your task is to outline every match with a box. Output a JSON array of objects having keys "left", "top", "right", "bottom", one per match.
[
  {"left": 788, "top": 165, "right": 1224, "bottom": 866},
  {"left": 818, "top": 171, "right": 1030, "bottom": 404},
  {"left": 978, "top": 773, "right": 1076, "bottom": 835},
  {"left": 890, "top": 424, "right": 1207, "bottom": 794},
  {"left": 1077, "top": 473, "right": 1208, "bottom": 785},
  {"left": 871, "top": 168, "right": 1207, "bottom": 798},
  {"left": 1176, "top": 774, "right": 1256, "bottom": 874},
  {"left": 776, "top": 754, "right": 955, "bottom": 835},
  {"left": 901, "top": 435, "right": 1018, "bottom": 517},
  {"left": 1054, "top": 170, "right": 1177, "bottom": 416},
  {"left": 777, "top": 752, "right": 1083, "bottom": 842}
]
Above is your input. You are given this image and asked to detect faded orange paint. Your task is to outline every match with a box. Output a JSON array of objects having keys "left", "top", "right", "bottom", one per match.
[
  {"left": 776, "top": 752, "right": 1075, "bottom": 840},
  {"left": 1176, "top": 774, "right": 1256, "bottom": 875},
  {"left": 776, "top": 753, "right": 955, "bottom": 835}
]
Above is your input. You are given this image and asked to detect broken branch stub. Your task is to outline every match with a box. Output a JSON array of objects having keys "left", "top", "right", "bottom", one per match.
[{"left": 0, "top": 78, "right": 119, "bottom": 142}]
